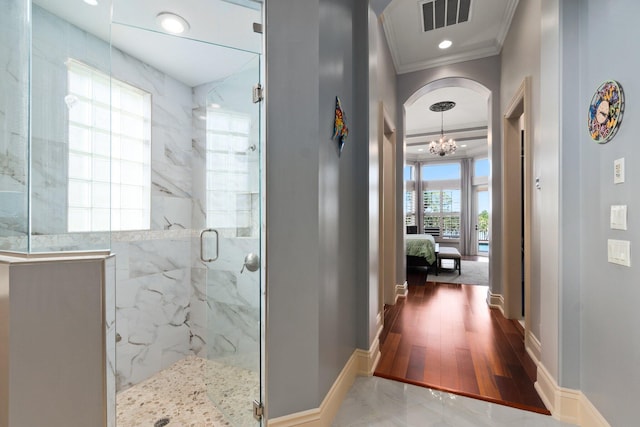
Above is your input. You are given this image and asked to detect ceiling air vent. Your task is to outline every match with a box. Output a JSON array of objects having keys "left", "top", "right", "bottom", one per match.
[{"left": 421, "top": 0, "right": 471, "bottom": 32}]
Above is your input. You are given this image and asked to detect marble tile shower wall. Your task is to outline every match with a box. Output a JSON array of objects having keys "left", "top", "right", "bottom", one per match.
[
  {"left": 111, "top": 31, "right": 195, "bottom": 390},
  {"left": 1, "top": 6, "right": 261, "bottom": 391},
  {"left": 27, "top": 8, "right": 196, "bottom": 391},
  {"left": 190, "top": 81, "right": 260, "bottom": 370}
]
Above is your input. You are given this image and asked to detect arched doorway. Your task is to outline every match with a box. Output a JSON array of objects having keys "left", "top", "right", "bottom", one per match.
[{"left": 403, "top": 78, "right": 494, "bottom": 293}]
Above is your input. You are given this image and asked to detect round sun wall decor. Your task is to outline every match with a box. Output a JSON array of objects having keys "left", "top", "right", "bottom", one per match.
[{"left": 588, "top": 80, "right": 624, "bottom": 144}]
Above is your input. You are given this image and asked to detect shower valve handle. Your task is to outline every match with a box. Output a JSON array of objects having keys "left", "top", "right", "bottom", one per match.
[{"left": 241, "top": 253, "right": 260, "bottom": 273}]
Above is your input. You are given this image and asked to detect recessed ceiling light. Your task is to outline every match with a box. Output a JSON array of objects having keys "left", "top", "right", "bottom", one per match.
[
  {"left": 438, "top": 40, "right": 452, "bottom": 49},
  {"left": 156, "top": 12, "right": 190, "bottom": 34},
  {"left": 418, "top": 148, "right": 425, "bottom": 152},
  {"left": 83, "top": 0, "right": 98, "bottom": 5},
  {"left": 461, "top": 144, "right": 468, "bottom": 148},
  {"left": 209, "top": 103, "right": 221, "bottom": 109}
]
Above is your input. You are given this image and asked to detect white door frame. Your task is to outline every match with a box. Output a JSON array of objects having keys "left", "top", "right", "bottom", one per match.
[
  {"left": 502, "top": 77, "right": 532, "bottom": 330},
  {"left": 379, "top": 102, "right": 398, "bottom": 307}
]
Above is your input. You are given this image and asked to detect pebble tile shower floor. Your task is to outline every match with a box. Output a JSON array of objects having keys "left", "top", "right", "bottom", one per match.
[{"left": 116, "top": 356, "right": 258, "bottom": 426}]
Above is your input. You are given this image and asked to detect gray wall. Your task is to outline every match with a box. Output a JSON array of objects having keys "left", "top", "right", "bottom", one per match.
[
  {"left": 265, "top": 0, "right": 321, "bottom": 415},
  {"left": 570, "top": 1, "right": 640, "bottom": 424},
  {"left": 558, "top": 0, "right": 581, "bottom": 391},
  {"left": 395, "top": 56, "right": 502, "bottom": 295},
  {"left": 265, "top": 0, "right": 370, "bottom": 418}
]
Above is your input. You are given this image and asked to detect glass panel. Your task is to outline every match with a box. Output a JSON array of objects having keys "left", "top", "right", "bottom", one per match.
[
  {"left": 202, "top": 54, "right": 262, "bottom": 426},
  {"left": 477, "top": 189, "right": 490, "bottom": 253},
  {"left": 0, "top": 0, "right": 30, "bottom": 252},
  {"left": 422, "top": 162, "right": 461, "bottom": 180},
  {"left": 474, "top": 158, "right": 490, "bottom": 177},
  {"left": 30, "top": 1, "right": 112, "bottom": 252},
  {"left": 423, "top": 190, "right": 441, "bottom": 213},
  {"left": 404, "top": 165, "right": 414, "bottom": 180},
  {"left": 404, "top": 191, "right": 416, "bottom": 226}
]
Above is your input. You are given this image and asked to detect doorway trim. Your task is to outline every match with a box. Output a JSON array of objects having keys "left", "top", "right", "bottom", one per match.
[
  {"left": 502, "top": 77, "right": 532, "bottom": 339},
  {"left": 379, "top": 102, "right": 400, "bottom": 307}
]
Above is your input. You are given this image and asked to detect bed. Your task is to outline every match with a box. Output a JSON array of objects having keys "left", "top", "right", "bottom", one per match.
[{"left": 406, "top": 234, "right": 438, "bottom": 273}]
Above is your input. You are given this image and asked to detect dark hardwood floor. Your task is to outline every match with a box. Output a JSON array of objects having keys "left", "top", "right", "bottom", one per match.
[{"left": 375, "top": 268, "right": 550, "bottom": 415}]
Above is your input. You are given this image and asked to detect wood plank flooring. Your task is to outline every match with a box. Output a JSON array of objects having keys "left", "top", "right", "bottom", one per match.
[{"left": 375, "top": 268, "right": 550, "bottom": 415}]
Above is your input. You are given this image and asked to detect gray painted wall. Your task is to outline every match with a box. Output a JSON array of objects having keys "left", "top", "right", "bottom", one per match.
[
  {"left": 317, "top": 0, "right": 359, "bottom": 401},
  {"left": 395, "top": 56, "right": 502, "bottom": 296},
  {"left": 559, "top": 0, "right": 581, "bottom": 391},
  {"left": 265, "top": 0, "right": 366, "bottom": 418},
  {"left": 571, "top": 1, "right": 640, "bottom": 424},
  {"left": 265, "top": 0, "right": 321, "bottom": 416}
]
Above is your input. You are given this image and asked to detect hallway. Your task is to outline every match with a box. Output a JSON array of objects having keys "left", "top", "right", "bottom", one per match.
[{"left": 374, "top": 269, "right": 548, "bottom": 414}]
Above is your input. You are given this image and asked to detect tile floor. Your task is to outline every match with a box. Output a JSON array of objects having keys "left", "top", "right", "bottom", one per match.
[
  {"left": 116, "top": 357, "right": 571, "bottom": 426},
  {"left": 116, "top": 356, "right": 258, "bottom": 426},
  {"left": 333, "top": 376, "right": 573, "bottom": 427}
]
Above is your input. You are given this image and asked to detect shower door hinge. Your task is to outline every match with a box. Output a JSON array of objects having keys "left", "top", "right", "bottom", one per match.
[
  {"left": 252, "top": 400, "right": 264, "bottom": 421},
  {"left": 253, "top": 84, "right": 264, "bottom": 103}
]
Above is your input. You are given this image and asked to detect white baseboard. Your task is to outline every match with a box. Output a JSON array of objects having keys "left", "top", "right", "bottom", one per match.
[
  {"left": 395, "top": 281, "right": 408, "bottom": 303},
  {"left": 535, "top": 362, "right": 610, "bottom": 427},
  {"left": 268, "top": 324, "right": 383, "bottom": 426},
  {"left": 486, "top": 289, "right": 505, "bottom": 316},
  {"left": 525, "top": 329, "right": 541, "bottom": 365},
  {"left": 356, "top": 335, "right": 381, "bottom": 376}
]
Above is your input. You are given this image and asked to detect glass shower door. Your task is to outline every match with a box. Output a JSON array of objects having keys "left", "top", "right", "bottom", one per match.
[{"left": 199, "top": 53, "right": 262, "bottom": 426}]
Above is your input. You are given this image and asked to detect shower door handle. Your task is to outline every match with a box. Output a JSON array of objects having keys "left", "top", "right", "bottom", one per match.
[{"left": 200, "top": 229, "right": 219, "bottom": 262}]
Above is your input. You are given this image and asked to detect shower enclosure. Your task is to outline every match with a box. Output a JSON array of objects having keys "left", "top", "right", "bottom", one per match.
[{"left": 0, "top": 1, "right": 264, "bottom": 425}]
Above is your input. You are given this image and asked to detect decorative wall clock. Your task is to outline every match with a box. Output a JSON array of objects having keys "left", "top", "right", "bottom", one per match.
[{"left": 588, "top": 80, "right": 624, "bottom": 143}]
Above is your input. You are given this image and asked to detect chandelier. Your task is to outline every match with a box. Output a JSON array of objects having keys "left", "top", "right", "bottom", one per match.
[{"left": 428, "top": 101, "right": 457, "bottom": 156}]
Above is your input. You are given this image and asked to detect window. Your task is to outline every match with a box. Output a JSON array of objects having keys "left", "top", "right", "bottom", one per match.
[
  {"left": 206, "top": 109, "right": 253, "bottom": 235},
  {"left": 404, "top": 165, "right": 416, "bottom": 226},
  {"left": 423, "top": 188, "right": 461, "bottom": 238},
  {"left": 418, "top": 162, "right": 461, "bottom": 238},
  {"left": 474, "top": 158, "right": 489, "bottom": 178},
  {"left": 67, "top": 59, "right": 151, "bottom": 232}
]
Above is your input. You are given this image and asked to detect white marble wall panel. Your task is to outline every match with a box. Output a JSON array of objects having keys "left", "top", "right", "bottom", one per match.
[
  {"left": 116, "top": 266, "right": 192, "bottom": 390},
  {"left": 127, "top": 238, "right": 190, "bottom": 278},
  {"left": 189, "top": 267, "right": 208, "bottom": 357},
  {"left": 151, "top": 196, "right": 192, "bottom": 230},
  {"left": 111, "top": 44, "right": 193, "bottom": 209},
  {"left": 207, "top": 300, "right": 260, "bottom": 370},
  {"left": 104, "top": 256, "right": 117, "bottom": 427},
  {"left": 189, "top": 237, "right": 260, "bottom": 368}
]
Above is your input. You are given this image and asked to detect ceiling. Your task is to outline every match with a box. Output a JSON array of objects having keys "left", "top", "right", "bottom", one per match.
[
  {"left": 405, "top": 86, "right": 488, "bottom": 160},
  {"left": 34, "top": 0, "right": 262, "bottom": 86},
  {"left": 381, "top": 0, "right": 518, "bottom": 74},
  {"left": 382, "top": 0, "right": 519, "bottom": 160},
  {"left": 34, "top": 0, "right": 513, "bottom": 160}
]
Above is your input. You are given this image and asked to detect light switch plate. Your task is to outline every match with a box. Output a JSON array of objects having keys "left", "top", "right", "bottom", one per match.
[
  {"left": 610, "top": 205, "right": 628, "bottom": 230},
  {"left": 608, "top": 239, "right": 631, "bottom": 267},
  {"left": 614, "top": 158, "right": 625, "bottom": 184}
]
